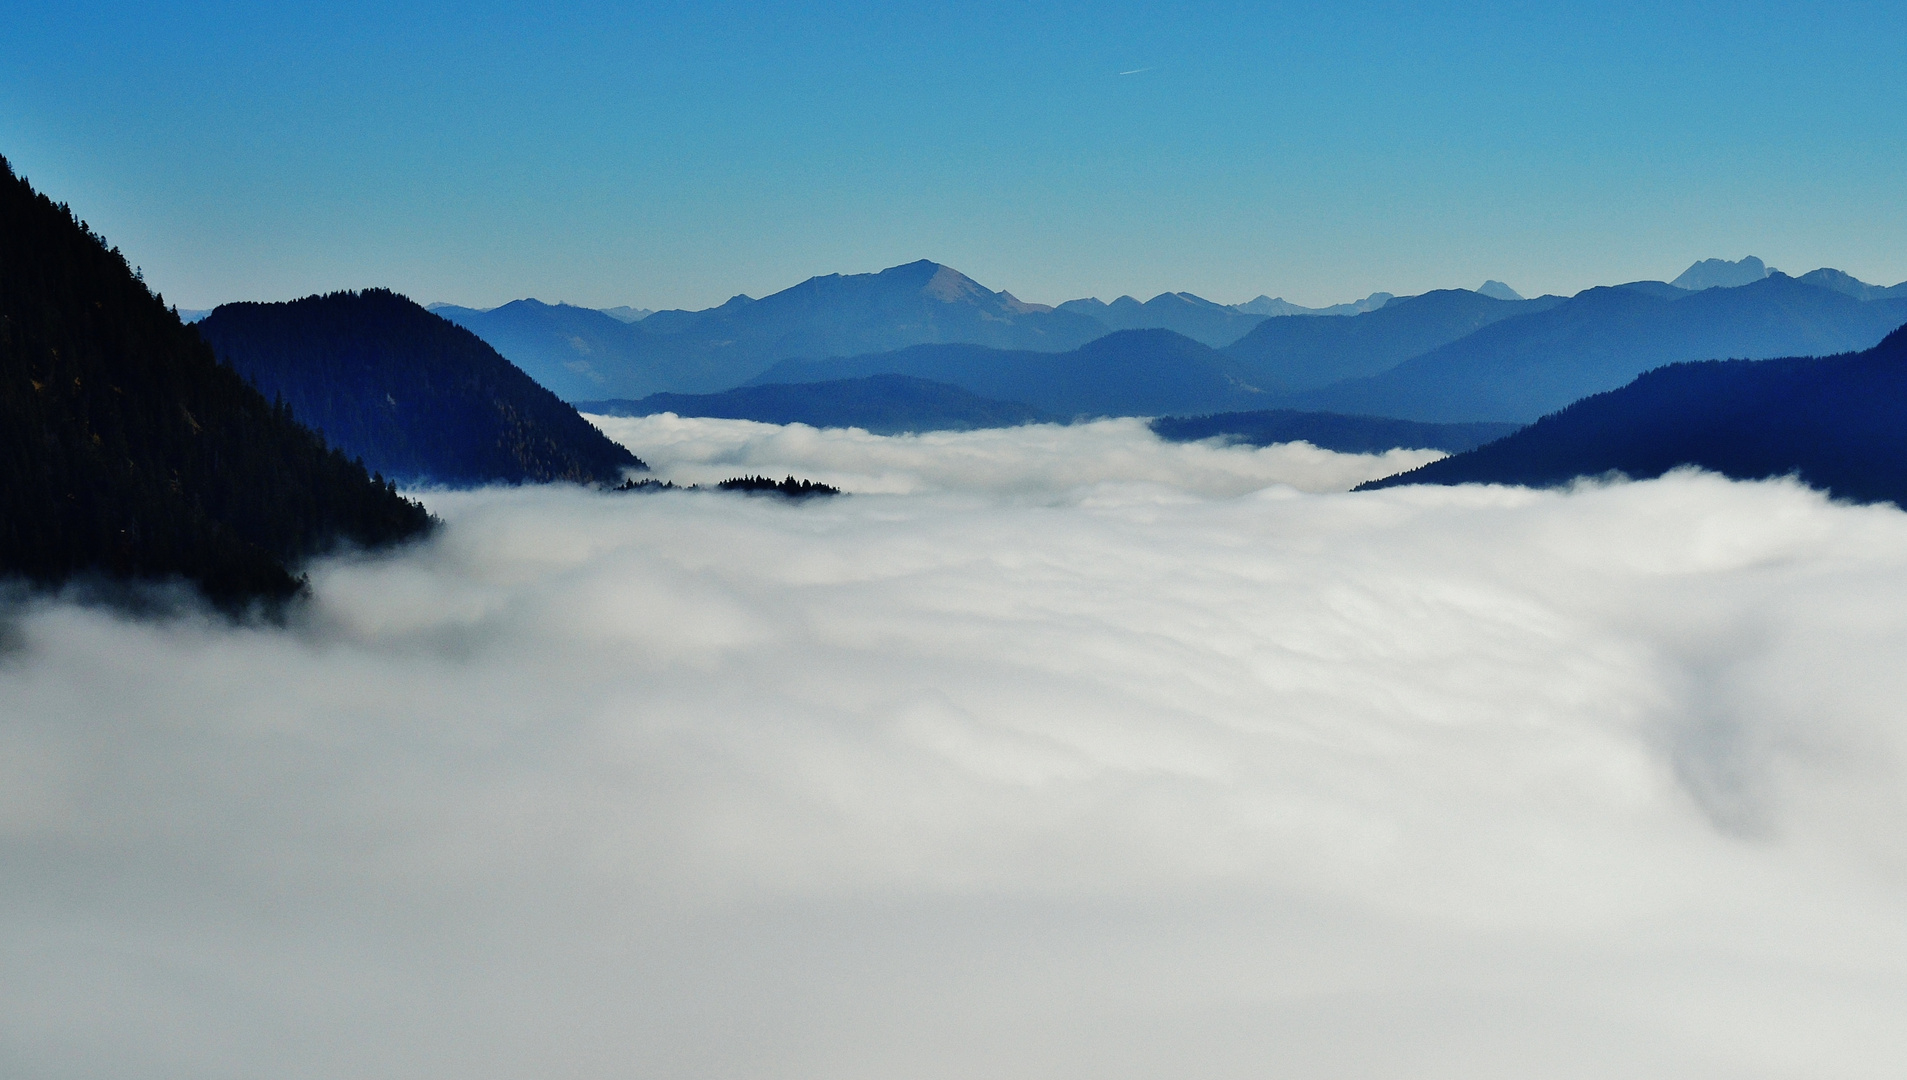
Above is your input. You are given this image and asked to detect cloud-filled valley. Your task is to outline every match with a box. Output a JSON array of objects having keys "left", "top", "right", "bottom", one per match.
[
  {"left": 591, "top": 413, "right": 1444, "bottom": 497},
  {"left": 5, "top": 421, "right": 1907, "bottom": 1077}
]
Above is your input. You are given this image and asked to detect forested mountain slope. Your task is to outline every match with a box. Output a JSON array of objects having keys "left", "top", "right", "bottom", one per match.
[
  {"left": 1359, "top": 324, "right": 1907, "bottom": 506},
  {"left": 199, "top": 291, "right": 643, "bottom": 486},
  {"left": 0, "top": 155, "right": 432, "bottom": 606}
]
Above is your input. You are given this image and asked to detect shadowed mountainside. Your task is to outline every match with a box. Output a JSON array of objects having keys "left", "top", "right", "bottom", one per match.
[
  {"left": 577, "top": 374, "right": 1043, "bottom": 434},
  {"left": 0, "top": 154, "right": 432, "bottom": 607},
  {"left": 198, "top": 291, "right": 643, "bottom": 486},
  {"left": 1358, "top": 324, "right": 1907, "bottom": 506}
]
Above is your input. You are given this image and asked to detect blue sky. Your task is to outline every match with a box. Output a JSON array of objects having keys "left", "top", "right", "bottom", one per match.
[{"left": 4, "top": 0, "right": 1904, "bottom": 310}]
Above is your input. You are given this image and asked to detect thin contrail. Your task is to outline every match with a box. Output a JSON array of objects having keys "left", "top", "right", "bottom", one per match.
[{"left": 1118, "top": 67, "right": 1152, "bottom": 76}]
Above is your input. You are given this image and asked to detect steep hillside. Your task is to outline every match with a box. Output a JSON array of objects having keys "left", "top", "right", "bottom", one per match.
[
  {"left": 578, "top": 374, "right": 1042, "bottom": 434},
  {"left": 1296, "top": 275, "right": 1907, "bottom": 422},
  {"left": 0, "top": 155, "right": 432, "bottom": 606},
  {"left": 199, "top": 291, "right": 643, "bottom": 486},
  {"left": 748, "top": 328, "right": 1266, "bottom": 418},
  {"left": 1359, "top": 325, "right": 1907, "bottom": 506}
]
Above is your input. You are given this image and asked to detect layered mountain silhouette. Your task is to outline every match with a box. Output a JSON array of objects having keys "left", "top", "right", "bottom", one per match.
[
  {"left": 429, "top": 299, "right": 654, "bottom": 402},
  {"left": 1151, "top": 411, "right": 1519, "bottom": 455},
  {"left": 1672, "top": 256, "right": 1773, "bottom": 291},
  {"left": 747, "top": 328, "right": 1267, "bottom": 418},
  {"left": 435, "top": 261, "right": 1108, "bottom": 400},
  {"left": 1796, "top": 267, "right": 1907, "bottom": 302},
  {"left": 1220, "top": 289, "right": 1564, "bottom": 394},
  {"left": 1290, "top": 274, "right": 1907, "bottom": 422},
  {"left": 0, "top": 154, "right": 432, "bottom": 606},
  {"left": 198, "top": 291, "right": 644, "bottom": 486},
  {"left": 1055, "top": 293, "right": 1268, "bottom": 347},
  {"left": 578, "top": 374, "right": 1043, "bottom": 434},
  {"left": 1231, "top": 292, "right": 1394, "bottom": 318},
  {"left": 1359, "top": 324, "right": 1907, "bottom": 507},
  {"left": 441, "top": 257, "right": 1907, "bottom": 430}
]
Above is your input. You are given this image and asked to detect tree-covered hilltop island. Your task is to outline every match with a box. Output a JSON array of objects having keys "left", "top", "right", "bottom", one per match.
[{"left": 0, "top": 153, "right": 434, "bottom": 608}]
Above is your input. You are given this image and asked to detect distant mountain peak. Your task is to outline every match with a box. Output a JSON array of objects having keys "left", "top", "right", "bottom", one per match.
[
  {"left": 1477, "top": 280, "right": 1523, "bottom": 301},
  {"left": 922, "top": 263, "right": 987, "bottom": 303},
  {"left": 1672, "top": 256, "right": 1775, "bottom": 291}
]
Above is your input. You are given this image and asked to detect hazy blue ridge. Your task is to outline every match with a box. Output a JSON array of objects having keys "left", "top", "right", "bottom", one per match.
[
  {"left": 1797, "top": 267, "right": 1907, "bottom": 302},
  {"left": 1151, "top": 410, "right": 1520, "bottom": 454},
  {"left": 198, "top": 290, "right": 645, "bottom": 486},
  {"left": 439, "top": 260, "right": 1114, "bottom": 401},
  {"left": 1290, "top": 275, "right": 1907, "bottom": 423},
  {"left": 432, "top": 298, "right": 667, "bottom": 402},
  {"left": 1358, "top": 323, "right": 1907, "bottom": 506},
  {"left": 1055, "top": 292, "right": 1268, "bottom": 347},
  {"left": 576, "top": 374, "right": 1044, "bottom": 434},
  {"left": 745, "top": 328, "right": 1268, "bottom": 419},
  {"left": 1219, "top": 289, "right": 1562, "bottom": 394},
  {"left": 0, "top": 154, "right": 433, "bottom": 607},
  {"left": 1670, "top": 256, "right": 1772, "bottom": 291}
]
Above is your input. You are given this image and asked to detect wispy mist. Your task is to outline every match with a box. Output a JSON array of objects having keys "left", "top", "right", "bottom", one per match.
[{"left": 3, "top": 422, "right": 1906, "bottom": 1077}]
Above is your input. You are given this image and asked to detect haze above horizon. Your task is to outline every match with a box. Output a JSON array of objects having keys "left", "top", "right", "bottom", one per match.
[{"left": 3, "top": 0, "right": 1903, "bottom": 311}]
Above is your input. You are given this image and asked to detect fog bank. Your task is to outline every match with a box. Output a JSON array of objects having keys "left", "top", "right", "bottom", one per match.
[
  {"left": 3, "top": 422, "right": 1907, "bottom": 1077},
  {"left": 586, "top": 413, "right": 1444, "bottom": 495}
]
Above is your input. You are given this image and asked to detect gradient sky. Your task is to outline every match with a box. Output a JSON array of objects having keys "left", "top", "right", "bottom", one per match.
[{"left": 4, "top": 0, "right": 1904, "bottom": 311}]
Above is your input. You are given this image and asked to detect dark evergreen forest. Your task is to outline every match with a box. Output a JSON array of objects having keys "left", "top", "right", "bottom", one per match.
[
  {"left": 0, "top": 154, "right": 434, "bottom": 607},
  {"left": 717, "top": 475, "right": 841, "bottom": 497},
  {"left": 197, "top": 290, "right": 645, "bottom": 486},
  {"left": 1360, "top": 322, "right": 1907, "bottom": 505}
]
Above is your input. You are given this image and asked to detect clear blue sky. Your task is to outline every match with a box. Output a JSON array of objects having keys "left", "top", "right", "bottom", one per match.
[{"left": 4, "top": 0, "right": 1904, "bottom": 311}]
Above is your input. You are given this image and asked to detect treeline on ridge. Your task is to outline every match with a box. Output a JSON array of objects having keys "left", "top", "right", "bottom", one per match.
[{"left": 0, "top": 153, "right": 433, "bottom": 607}]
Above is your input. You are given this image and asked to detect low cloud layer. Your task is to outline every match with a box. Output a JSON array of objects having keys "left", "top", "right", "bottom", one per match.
[
  {"left": 588, "top": 413, "right": 1444, "bottom": 496},
  {"left": 4, "top": 422, "right": 1907, "bottom": 1078}
]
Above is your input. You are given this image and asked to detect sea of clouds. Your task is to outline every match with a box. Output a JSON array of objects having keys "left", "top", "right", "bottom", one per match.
[{"left": 3, "top": 417, "right": 1907, "bottom": 1078}]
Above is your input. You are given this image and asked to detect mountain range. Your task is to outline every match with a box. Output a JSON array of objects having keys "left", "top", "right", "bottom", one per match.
[
  {"left": 1360, "top": 324, "right": 1907, "bottom": 507},
  {"left": 1220, "top": 288, "right": 1564, "bottom": 394},
  {"left": 1292, "top": 274, "right": 1907, "bottom": 422},
  {"left": 431, "top": 256, "right": 1906, "bottom": 432},
  {"left": 747, "top": 328, "right": 1267, "bottom": 419},
  {"left": 198, "top": 291, "right": 645, "bottom": 486},
  {"left": 431, "top": 262, "right": 1424, "bottom": 402},
  {"left": 432, "top": 261, "right": 1112, "bottom": 400}
]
